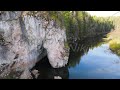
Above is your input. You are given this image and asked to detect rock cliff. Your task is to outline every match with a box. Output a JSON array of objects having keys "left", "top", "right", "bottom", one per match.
[{"left": 0, "top": 11, "right": 69, "bottom": 79}]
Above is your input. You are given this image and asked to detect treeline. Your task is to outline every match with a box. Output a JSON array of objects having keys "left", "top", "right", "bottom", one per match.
[
  {"left": 43, "top": 11, "right": 114, "bottom": 40},
  {"left": 61, "top": 11, "right": 114, "bottom": 39}
]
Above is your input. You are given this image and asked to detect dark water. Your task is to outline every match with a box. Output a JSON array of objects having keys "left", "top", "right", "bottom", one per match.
[{"left": 33, "top": 35, "right": 120, "bottom": 79}]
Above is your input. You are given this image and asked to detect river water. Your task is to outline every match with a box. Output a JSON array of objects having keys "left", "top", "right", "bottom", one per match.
[
  {"left": 69, "top": 44, "right": 120, "bottom": 79},
  {"left": 33, "top": 35, "right": 120, "bottom": 79}
]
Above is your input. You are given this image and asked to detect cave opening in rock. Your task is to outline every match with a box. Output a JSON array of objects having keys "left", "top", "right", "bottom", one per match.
[{"left": 31, "top": 56, "right": 69, "bottom": 79}]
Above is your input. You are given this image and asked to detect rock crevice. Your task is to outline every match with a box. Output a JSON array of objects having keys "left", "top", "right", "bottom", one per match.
[{"left": 0, "top": 11, "right": 69, "bottom": 79}]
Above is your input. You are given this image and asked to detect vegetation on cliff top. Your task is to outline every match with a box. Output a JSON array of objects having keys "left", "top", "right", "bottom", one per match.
[
  {"left": 6, "top": 11, "right": 116, "bottom": 54},
  {"left": 38, "top": 11, "right": 114, "bottom": 49}
]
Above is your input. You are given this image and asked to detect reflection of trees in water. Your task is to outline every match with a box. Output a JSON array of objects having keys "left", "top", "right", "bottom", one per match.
[
  {"left": 110, "top": 49, "right": 120, "bottom": 57},
  {"left": 32, "top": 56, "right": 69, "bottom": 79},
  {"left": 109, "top": 45, "right": 120, "bottom": 56},
  {"left": 68, "top": 34, "right": 107, "bottom": 68}
]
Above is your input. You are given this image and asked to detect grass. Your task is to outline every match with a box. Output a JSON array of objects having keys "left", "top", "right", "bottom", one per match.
[
  {"left": 109, "top": 40, "right": 120, "bottom": 50},
  {"left": 64, "top": 41, "right": 69, "bottom": 50},
  {"left": 108, "top": 30, "right": 120, "bottom": 56},
  {"left": 109, "top": 39, "right": 120, "bottom": 56}
]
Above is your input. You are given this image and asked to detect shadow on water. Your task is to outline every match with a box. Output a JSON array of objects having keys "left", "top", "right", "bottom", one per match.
[{"left": 32, "top": 56, "right": 69, "bottom": 79}]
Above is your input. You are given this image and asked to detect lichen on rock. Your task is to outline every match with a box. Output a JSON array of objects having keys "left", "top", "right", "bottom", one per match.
[{"left": 0, "top": 11, "right": 69, "bottom": 79}]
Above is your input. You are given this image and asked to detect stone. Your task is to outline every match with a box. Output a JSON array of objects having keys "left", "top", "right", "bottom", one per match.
[
  {"left": 0, "top": 11, "right": 69, "bottom": 79},
  {"left": 31, "top": 69, "right": 39, "bottom": 79},
  {"left": 54, "top": 76, "right": 62, "bottom": 79}
]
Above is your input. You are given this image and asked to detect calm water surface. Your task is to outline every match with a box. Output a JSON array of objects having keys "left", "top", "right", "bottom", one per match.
[
  {"left": 33, "top": 36, "right": 120, "bottom": 79},
  {"left": 69, "top": 44, "right": 120, "bottom": 79}
]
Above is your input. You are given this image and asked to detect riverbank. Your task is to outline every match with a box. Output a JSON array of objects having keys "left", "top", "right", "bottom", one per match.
[{"left": 106, "top": 29, "right": 120, "bottom": 56}]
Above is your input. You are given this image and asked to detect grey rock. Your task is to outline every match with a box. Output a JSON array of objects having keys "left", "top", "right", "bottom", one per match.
[{"left": 0, "top": 11, "right": 69, "bottom": 79}]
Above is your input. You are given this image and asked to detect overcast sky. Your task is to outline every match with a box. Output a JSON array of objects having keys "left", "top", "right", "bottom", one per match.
[{"left": 86, "top": 11, "right": 120, "bottom": 17}]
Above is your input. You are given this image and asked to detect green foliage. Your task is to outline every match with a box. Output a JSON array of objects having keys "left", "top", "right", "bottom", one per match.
[
  {"left": 64, "top": 40, "right": 69, "bottom": 49},
  {"left": 109, "top": 40, "right": 120, "bottom": 56},
  {"left": 48, "top": 11, "right": 114, "bottom": 40}
]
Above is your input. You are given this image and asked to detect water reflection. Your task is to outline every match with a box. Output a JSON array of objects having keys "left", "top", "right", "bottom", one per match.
[
  {"left": 68, "top": 35, "right": 106, "bottom": 68},
  {"left": 69, "top": 43, "right": 120, "bottom": 79},
  {"left": 33, "top": 34, "right": 107, "bottom": 79},
  {"left": 34, "top": 32, "right": 120, "bottom": 79},
  {"left": 32, "top": 56, "right": 69, "bottom": 79}
]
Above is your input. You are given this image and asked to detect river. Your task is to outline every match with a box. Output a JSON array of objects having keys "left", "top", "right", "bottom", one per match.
[{"left": 32, "top": 35, "right": 120, "bottom": 79}]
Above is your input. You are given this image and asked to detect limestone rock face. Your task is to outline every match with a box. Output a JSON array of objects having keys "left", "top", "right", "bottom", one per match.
[{"left": 0, "top": 11, "right": 69, "bottom": 79}]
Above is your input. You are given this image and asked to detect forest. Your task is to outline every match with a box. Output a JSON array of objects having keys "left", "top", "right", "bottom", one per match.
[
  {"left": 43, "top": 11, "right": 114, "bottom": 39},
  {"left": 0, "top": 11, "right": 120, "bottom": 79}
]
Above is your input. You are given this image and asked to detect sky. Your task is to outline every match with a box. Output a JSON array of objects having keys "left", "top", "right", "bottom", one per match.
[{"left": 86, "top": 11, "right": 120, "bottom": 17}]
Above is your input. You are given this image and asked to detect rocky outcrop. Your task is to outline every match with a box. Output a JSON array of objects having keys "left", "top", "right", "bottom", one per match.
[{"left": 0, "top": 11, "right": 69, "bottom": 79}]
